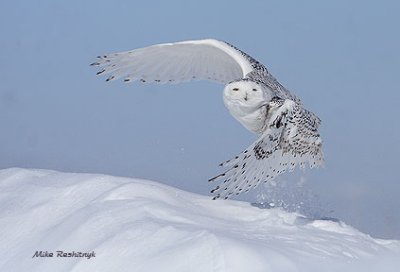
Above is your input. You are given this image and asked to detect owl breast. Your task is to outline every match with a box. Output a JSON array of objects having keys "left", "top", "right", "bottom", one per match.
[{"left": 223, "top": 99, "right": 268, "bottom": 135}]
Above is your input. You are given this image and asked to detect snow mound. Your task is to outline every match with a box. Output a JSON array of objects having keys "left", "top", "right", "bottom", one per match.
[{"left": 0, "top": 168, "right": 399, "bottom": 272}]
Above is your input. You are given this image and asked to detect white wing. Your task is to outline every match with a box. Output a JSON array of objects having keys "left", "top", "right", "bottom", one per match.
[
  {"left": 209, "top": 99, "right": 323, "bottom": 199},
  {"left": 91, "top": 39, "right": 266, "bottom": 84}
]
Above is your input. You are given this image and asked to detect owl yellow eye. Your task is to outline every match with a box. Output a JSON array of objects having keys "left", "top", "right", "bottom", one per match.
[
  {"left": 252, "top": 88, "right": 257, "bottom": 92},
  {"left": 232, "top": 88, "right": 239, "bottom": 91}
]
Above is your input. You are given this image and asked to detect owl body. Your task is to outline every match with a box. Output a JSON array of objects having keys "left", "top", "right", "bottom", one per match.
[{"left": 92, "top": 39, "right": 324, "bottom": 199}]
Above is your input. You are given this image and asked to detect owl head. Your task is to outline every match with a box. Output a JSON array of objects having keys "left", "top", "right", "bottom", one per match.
[{"left": 223, "top": 79, "right": 270, "bottom": 109}]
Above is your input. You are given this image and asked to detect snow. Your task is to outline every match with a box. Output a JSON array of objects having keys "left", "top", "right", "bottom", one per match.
[{"left": 0, "top": 168, "right": 399, "bottom": 272}]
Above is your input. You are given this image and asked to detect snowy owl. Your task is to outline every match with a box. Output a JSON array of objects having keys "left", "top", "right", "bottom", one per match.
[{"left": 91, "top": 39, "right": 323, "bottom": 200}]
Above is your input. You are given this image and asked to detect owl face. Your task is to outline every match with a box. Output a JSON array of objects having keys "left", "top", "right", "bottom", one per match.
[{"left": 223, "top": 80, "right": 269, "bottom": 109}]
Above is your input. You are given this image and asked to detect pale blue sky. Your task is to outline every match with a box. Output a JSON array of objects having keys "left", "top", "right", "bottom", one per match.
[{"left": 1, "top": 0, "right": 399, "bottom": 239}]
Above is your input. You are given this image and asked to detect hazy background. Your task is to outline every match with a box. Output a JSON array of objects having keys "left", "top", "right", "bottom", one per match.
[{"left": 1, "top": 0, "right": 399, "bottom": 239}]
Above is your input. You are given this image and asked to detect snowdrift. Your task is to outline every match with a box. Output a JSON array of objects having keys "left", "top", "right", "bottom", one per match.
[{"left": 0, "top": 168, "right": 399, "bottom": 272}]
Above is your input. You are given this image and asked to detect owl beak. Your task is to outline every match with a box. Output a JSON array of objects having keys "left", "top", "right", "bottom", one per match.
[{"left": 244, "top": 94, "right": 248, "bottom": 101}]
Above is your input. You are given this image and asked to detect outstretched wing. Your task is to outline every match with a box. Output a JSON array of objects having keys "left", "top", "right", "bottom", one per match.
[
  {"left": 209, "top": 99, "right": 323, "bottom": 199},
  {"left": 91, "top": 39, "right": 267, "bottom": 84}
]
